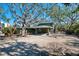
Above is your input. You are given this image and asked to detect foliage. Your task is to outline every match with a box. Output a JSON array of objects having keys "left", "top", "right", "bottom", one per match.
[
  {"left": 63, "top": 22, "right": 79, "bottom": 36},
  {"left": 1, "top": 3, "right": 79, "bottom": 36},
  {"left": 74, "top": 29, "right": 79, "bottom": 35},
  {"left": 2, "top": 27, "right": 17, "bottom": 36}
]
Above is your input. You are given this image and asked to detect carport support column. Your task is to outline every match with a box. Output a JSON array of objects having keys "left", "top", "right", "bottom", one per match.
[
  {"left": 35, "top": 28, "right": 38, "bottom": 34},
  {"left": 47, "top": 28, "right": 50, "bottom": 35}
]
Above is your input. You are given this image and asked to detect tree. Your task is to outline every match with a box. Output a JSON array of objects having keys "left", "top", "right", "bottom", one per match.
[
  {"left": 6, "top": 3, "right": 46, "bottom": 36},
  {"left": 46, "top": 4, "right": 65, "bottom": 33},
  {"left": 63, "top": 4, "right": 79, "bottom": 30}
]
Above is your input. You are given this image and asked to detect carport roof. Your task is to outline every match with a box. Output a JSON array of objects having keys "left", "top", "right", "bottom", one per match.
[{"left": 26, "top": 26, "right": 53, "bottom": 29}]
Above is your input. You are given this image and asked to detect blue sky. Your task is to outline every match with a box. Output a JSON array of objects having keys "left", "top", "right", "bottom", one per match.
[
  {"left": 0, "top": 3, "right": 65, "bottom": 25},
  {"left": 0, "top": 3, "right": 15, "bottom": 25}
]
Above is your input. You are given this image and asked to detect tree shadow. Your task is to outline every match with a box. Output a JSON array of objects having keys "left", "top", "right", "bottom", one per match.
[
  {"left": 65, "top": 39, "right": 79, "bottom": 48},
  {"left": 0, "top": 42, "right": 49, "bottom": 56},
  {"left": 47, "top": 42, "right": 79, "bottom": 56}
]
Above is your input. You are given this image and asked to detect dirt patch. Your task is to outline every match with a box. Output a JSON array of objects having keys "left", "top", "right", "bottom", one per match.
[{"left": 0, "top": 34, "right": 79, "bottom": 56}]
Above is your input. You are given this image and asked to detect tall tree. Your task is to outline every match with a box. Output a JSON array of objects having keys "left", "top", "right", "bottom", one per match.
[
  {"left": 46, "top": 4, "right": 64, "bottom": 33},
  {"left": 6, "top": 3, "right": 45, "bottom": 36},
  {"left": 63, "top": 3, "right": 79, "bottom": 30}
]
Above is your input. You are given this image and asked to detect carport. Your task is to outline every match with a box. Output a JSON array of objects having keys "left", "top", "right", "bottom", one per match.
[{"left": 26, "top": 26, "right": 53, "bottom": 35}]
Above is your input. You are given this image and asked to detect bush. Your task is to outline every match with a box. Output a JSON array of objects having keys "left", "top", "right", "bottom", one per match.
[
  {"left": 2, "top": 27, "right": 10, "bottom": 36},
  {"left": 13, "top": 28, "right": 20, "bottom": 34},
  {"left": 64, "top": 23, "right": 79, "bottom": 36},
  {"left": 2, "top": 27, "right": 18, "bottom": 36},
  {"left": 65, "top": 30, "right": 73, "bottom": 35},
  {"left": 74, "top": 29, "right": 79, "bottom": 35}
]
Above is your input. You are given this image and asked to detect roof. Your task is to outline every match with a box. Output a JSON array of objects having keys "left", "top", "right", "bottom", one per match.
[
  {"left": 16, "top": 22, "right": 53, "bottom": 28},
  {"left": 30, "top": 22, "right": 53, "bottom": 27},
  {"left": 27, "top": 26, "right": 53, "bottom": 29},
  {"left": 28, "top": 22, "right": 53, "bottom": 29},
  {"left": 37, "top": 22, "right": 53, "bottom": 26}
]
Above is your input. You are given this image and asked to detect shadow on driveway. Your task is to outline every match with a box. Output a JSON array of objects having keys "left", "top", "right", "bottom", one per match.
[{"left": 0, "top": 42, "right": 49, "bottom": 56}]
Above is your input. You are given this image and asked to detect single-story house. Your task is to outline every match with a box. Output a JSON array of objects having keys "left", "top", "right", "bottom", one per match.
[
  {"left": 17, "top": 22, "right": 53, "bottom": 35},
  {"left": 26, "top": 26, "right": 53, "bottom": 35}
]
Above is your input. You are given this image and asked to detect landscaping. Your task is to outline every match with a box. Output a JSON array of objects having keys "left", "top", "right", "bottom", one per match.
[{"left": 0, "top": 3, "right": 79, "bottom": 56}]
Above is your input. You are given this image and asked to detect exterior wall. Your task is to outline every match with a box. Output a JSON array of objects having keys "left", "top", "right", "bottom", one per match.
[
  {"left": 16, "top": 27, "right": 52, "bottom": 35},
  {"left": 27, "top": 28, "right": 49, "bottom": 34}
]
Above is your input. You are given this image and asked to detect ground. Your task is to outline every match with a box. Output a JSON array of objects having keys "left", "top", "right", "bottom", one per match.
[{"left": 0, "top": 34, "right": 79, "bottom": 56}]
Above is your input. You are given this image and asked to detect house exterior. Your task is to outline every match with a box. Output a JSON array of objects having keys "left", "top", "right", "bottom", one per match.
[
  {"left": 16, "top": 22, "right": 53, "bottom": 35},
  {"left": 27, "top": 22, "right": 53, "bottom": 34}
]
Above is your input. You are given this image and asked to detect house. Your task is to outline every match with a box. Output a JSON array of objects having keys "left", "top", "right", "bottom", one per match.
[
  {"left": 27, "top": 22, "right": 53, "bottom": 34},
  {"left": 16, "top": 22, "right": 53, "bottom": 35}
]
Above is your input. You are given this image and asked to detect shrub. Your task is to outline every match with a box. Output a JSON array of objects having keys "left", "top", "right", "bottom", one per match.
[
  {"left": 74, "top": 29, "right": 79, "bottom": 35},
  {"left": 13, "top": 28, "right": 20, "bottom": 34},
  {"left": 2, "top": 27, "right": 17, "bottom": 36},
  {"left": 2, "top": 27, "right": 10, "bottom": 36},
  {"left": 64, "top": 23, "right": 79, "bottom": 36}
]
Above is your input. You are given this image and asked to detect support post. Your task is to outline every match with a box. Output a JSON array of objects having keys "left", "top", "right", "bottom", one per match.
[
  {"left": 35, "top": 28, "right": 38, "bottom": 34},
  {"left": 47, "top": 28, "right": 50, "bottom": 35}
]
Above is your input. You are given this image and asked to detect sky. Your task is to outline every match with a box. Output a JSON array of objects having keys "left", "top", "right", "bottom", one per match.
[
  {"left": 0, "top": 3, "right": 71, "bottom": 26},
  {"left": 0, "top": 3, "right": 52, "bottom": 25},
  {"left": 0, "top": 3, "right": 15, "bottom": 25}
]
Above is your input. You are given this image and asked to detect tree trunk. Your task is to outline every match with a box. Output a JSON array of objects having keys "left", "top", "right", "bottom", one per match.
[
  {"left": 53, "top": 25, "right": 56, "bottom": 33},
  {"left": 48, "top": 28, "right": 50, "bottom": 35},
  {"left": 22, "top": 27, "right": 26, "bottom": 37},
  {"left": 25, "top": 29, "right": 27, "bottom": 36}
]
